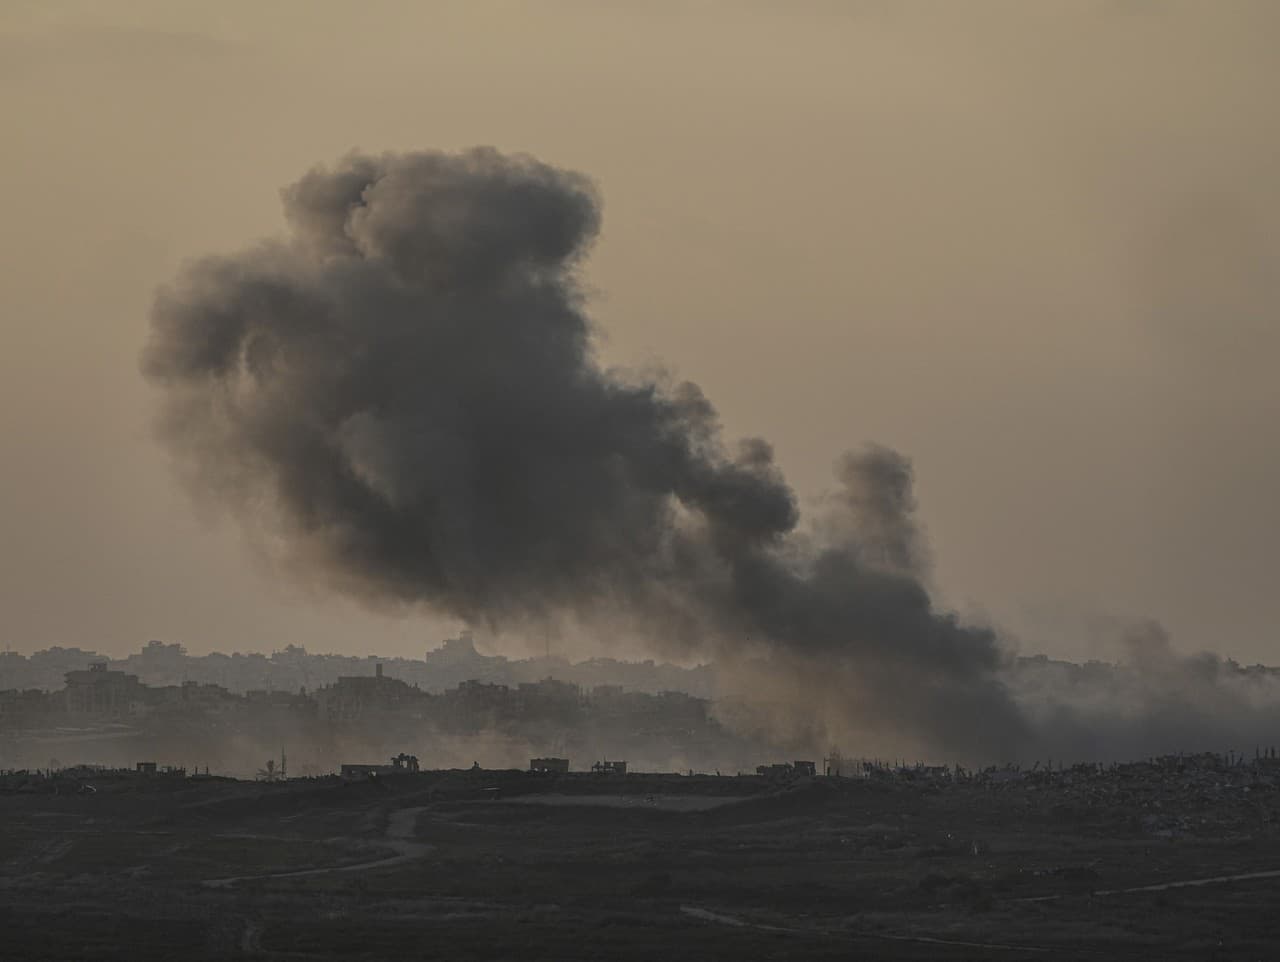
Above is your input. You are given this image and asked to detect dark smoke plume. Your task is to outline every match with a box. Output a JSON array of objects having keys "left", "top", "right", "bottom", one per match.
[{"left": 142, "top": 148, "right": 1029, "bottom": 759}]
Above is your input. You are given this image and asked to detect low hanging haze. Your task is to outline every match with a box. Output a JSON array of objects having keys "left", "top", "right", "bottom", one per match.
[{"left": 2, "top": 1, "right": 1277, "bottom": 665}]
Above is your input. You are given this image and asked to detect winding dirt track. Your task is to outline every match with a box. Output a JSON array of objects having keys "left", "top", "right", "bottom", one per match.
[
  {"left": 1014, "top": 866, "right": 1280, "bottom": 903},
  {"left": 679, "top": 905, "right": 1050, "bottom": 953},
  {"left": 1097, "top": 867, "right": 1280, "bottom": 895},
  {"left": 203, "top": 806, "right": 431, "bottom": 888}
]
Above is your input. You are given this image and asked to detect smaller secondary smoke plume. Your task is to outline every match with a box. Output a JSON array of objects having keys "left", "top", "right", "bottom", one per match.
[{"left": 1007, "top": 619, "right": 1280, "bottom": 763}]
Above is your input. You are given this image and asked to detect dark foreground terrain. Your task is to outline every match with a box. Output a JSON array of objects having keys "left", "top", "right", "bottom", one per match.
[{"left": 2, "top": 765, "right": 1279, "bottom": 960}]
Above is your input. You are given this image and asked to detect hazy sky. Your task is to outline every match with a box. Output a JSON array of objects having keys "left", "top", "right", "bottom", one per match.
[{"left": 2, "top": 1, "right": 1277, "bottom": 663}]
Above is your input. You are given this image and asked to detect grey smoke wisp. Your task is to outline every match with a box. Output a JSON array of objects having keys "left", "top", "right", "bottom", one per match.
[
  {"left": 141, "top": 148, "right": 1027, "bottom": 759},
  {"left": 1009, "top": 620, "right": 1280, "bottom": 764}
]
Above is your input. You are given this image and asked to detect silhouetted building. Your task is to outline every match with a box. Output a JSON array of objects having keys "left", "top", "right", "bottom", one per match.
[
  {"left": 823, "top": 749, "right": 844, "bottom": 777},
  {"left": 341, "top": 752, "right": 420, "bottom": 778},
  {"left": 757, "top": 763, "right": 793, "bottom": 778},
  {"left": 315, "top": 664, "right": 422, "bottom": 722},
  {"left": 391, "top": 752, "right": 419, "bottom": 772},
  {"left": 63, "top": 662, "right": 144, "bottom": 717},
  {"left": 0, "top": 689, "right": 49, "bottom": 728}
]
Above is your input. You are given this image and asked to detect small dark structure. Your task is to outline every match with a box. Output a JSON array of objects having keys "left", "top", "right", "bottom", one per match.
[
  {"left": 135, "top": 761, "right": 157, "bottom": 774},
  {"left": 391, "top": 752, "right": 419, "bottom": 772},
  {"left": 756, "top": 763, "right": 793, "bottom": 778},
  {"left": 823, "top": 749, "right": 844, "bottom": 777},
  {"left": 529, "top": 757, "right": 570, "bottom": 773},
  {"left": 755, "top": 760, "right": 817, "bottom": 779},
  {"left": 591, "top": 759, "right": 627, "bottom": 775},
  {"left": 340, "top": 752, "right": 419, "bottom": 779}
]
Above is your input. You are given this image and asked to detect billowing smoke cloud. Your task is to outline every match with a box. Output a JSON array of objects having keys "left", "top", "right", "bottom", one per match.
[{"left": 141, "top": 147, "right": 1029, "bottom": 760}]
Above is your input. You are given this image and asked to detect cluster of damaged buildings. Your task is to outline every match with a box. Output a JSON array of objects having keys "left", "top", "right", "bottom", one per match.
[
  {"left": 0, "top": 637, "right": 718, "bottom": 702},
  {"left": 0, "top": 661, "right": 312, "bottom": 729},
  {"left": 0, "top": 660, "right": 722, "bottom": 748}
]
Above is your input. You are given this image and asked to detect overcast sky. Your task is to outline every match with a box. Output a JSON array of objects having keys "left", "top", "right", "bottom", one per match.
[{"left": 2, "top": 1, "right": 1277, "bottom": 663}]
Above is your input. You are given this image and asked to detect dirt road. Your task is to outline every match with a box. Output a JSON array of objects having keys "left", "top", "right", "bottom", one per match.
[{"left": 203, "top": 806, "right": 431, "bottom": 888}]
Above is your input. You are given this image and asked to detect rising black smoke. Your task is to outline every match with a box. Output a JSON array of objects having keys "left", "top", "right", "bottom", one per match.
[{"left": 141, "top": 147, "right": 1029, "bottom": 760}]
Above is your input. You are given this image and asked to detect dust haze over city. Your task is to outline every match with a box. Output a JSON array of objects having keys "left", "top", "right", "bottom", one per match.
[{"left": 4, "top": 3, "right": 1280, "bottom": 959}]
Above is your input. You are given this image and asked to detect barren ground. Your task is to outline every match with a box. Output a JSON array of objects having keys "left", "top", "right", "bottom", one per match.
[{"left": 2, "top": 769, "right": 1278, "bottom": 960}]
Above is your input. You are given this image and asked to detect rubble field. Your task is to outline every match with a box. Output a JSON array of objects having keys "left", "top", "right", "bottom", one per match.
[{"left": 2, "top": 758, "right": 1279, "bottom": 960}]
